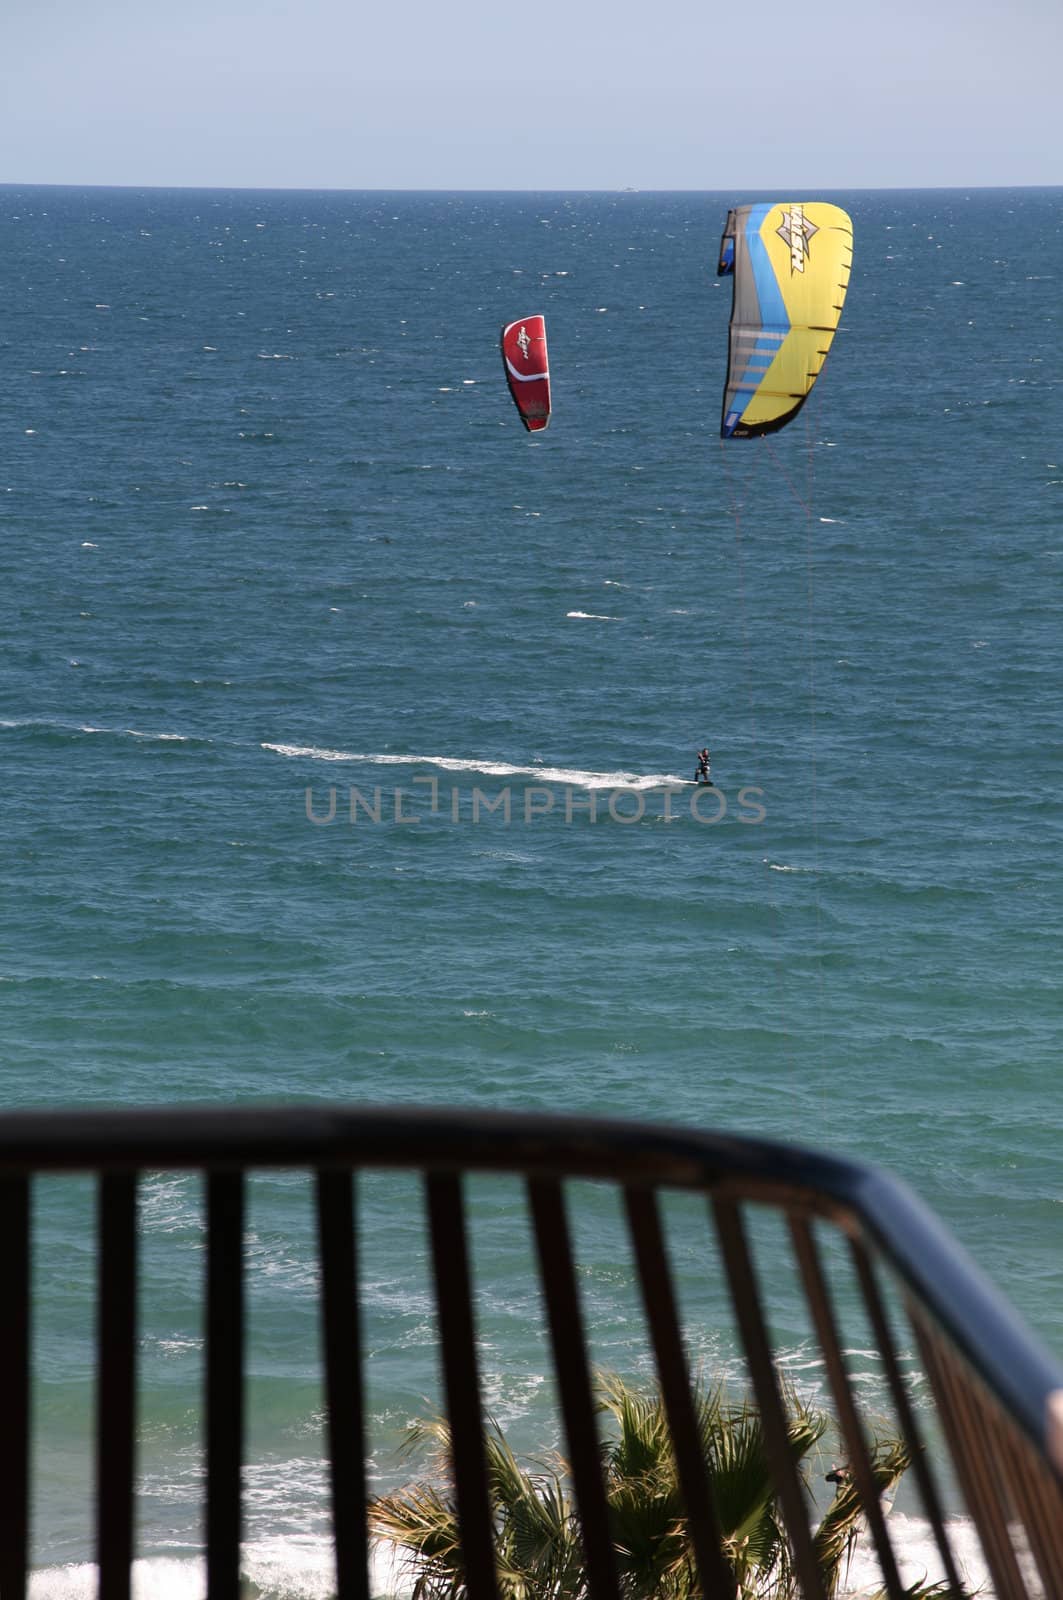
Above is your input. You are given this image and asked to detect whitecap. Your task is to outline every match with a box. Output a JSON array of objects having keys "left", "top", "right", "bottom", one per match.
[
  {"left": 840, "top": 1512, "right": 991, "bottom": 1597},
  {"left": 28, "top": 1558, "right": 206, "bottom": 1600},
  {"left": 566, "top": 610, "right": 619, "bottom": 621}
]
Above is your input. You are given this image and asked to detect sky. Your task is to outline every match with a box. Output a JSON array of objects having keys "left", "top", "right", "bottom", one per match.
[{"left": 3, "top": 0, "right": 1061, "bottom": 190}]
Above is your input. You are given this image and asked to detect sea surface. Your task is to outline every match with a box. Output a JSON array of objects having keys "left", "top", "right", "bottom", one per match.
[{"left": 1, "top": 184, "right": 1061, "bottom": 1597}]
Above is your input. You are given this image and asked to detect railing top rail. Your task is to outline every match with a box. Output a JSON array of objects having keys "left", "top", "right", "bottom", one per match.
[
  {"left": 1, "top": 1101, "right": 1060, "bottom": 1468},
  {"left": 0, "top": 1100, "right": 870, "bottom": 1186}
]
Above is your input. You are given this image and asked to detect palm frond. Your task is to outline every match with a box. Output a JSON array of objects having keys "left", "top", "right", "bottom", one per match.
[
  {"left": 370, "top": 1482, "right": 466, "bottom": 1600},
  {"left": 369, "top": 1377, "right": 935, "bottom": 1600}
]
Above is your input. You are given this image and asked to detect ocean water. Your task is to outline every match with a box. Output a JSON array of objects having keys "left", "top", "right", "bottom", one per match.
[{"left": 1, "top": 184, "right": 1061, "bottom": 1595}]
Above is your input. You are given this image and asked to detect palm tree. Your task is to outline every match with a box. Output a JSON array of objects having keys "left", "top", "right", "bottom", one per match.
[
  {"left": 369, "top": 1374, "right": 966, "bottom": 1599},
  {"left": 593, "top": 1371, "right": 826, "bottom": 1598}
]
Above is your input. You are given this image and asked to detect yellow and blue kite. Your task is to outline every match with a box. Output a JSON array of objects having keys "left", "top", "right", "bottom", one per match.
[{"left": 718, "top": 202, "right": 853, "bottom": 438}]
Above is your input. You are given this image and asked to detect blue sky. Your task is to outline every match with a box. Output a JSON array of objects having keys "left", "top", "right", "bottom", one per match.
[{"left": 4, "top": 0, "right": 1060, "bottom": 189}]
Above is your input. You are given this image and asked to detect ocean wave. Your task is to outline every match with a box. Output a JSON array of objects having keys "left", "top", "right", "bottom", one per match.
[
  {"left": 841, "top": 1511, "right": 992, "bottom": 1596},
  {"left": 25, "top": 1515, "right": 993, "bottom": 1599},
  {"left": 26, "top": 1538, "right": 355, "bottom": 1600},
  {"left": 262, "top": 744, "right": 688, "bottom": 792}
]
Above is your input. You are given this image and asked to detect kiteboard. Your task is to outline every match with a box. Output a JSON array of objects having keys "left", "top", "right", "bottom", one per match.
[{"left": 500, "top": 316, "right": 551, "bottom": 431}]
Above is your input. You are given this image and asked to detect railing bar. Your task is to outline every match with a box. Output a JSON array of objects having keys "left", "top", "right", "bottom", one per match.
[
  {"left": 789, "top": 1218, "right": 905, "bottom": 1599},
  {"left": 914, "top": 1314, "right": 1025, "bottom": 1600},
  {"left": 1007, "top": 1426, "right": 1063, "bottom": 1597},
  {"left": 711, "top": 1198, "right": 826, "bottom": 1600},
  {"left": 848, "top": 1238, "right": 965, "bottom": 1594},
  {"left": 206, "top": 1171, "right": 245, "bottom": 1600},
  {"left": 993, "top": 1409, "right": 1058, "bottom": 1599},
  {"left": 960, "top": 1373, "right": 1034, "bottom": 1600},
  {"left": 316, "top": 1171, "right": 370, "bottom": 1600},
  {"left": 925, "top": 1321, "right": 1023, "bottom": 1600},
  {"left": 1022, "top": 1441, "right": 1063, "bottom": 1595},
  {"left": 0, "top": 1176, "right": 30, "bottom": 1600},
  {"left": 622, "top": 1186, "right": 734, "bottom": 1599},
  {"left": 425, "top": 1173, "right": 498, "bottom": 1600},
  {"left": 97, "top": 1173, "right": 138, "bottom": 1600},
  {"left": 949, "top": 1341, "right": 1033, "bottom": 1600},
  {"left": 528, "top": 1178, "right": 620, "bottom": 1600},
  {"left": 916, "top": 1320, "right": 1008, "bottom": 1593}
]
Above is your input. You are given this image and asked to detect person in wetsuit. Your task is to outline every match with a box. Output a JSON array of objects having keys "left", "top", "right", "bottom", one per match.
[{"left": 694, "top": 747, "right": 711, "bottom": 785}]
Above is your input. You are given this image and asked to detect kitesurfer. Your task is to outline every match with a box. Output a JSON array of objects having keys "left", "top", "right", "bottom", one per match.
[{"left": 694, "top": 748, "right": 712, "bottom": 785}]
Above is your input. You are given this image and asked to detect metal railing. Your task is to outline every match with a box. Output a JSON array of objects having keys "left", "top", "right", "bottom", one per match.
[{"left": 1, "top": 1103, "right": 1061, "bottom": 1599}]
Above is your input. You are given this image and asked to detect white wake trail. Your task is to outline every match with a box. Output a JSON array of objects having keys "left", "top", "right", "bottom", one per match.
[{"left": 263, "top": 744, "right": 688, "bottom": 792}]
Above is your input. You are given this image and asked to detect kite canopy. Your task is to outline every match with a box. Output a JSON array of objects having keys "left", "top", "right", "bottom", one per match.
[
  {"left": 501, "top": 316, "right": 551, "bottom": 432},
  {"left": 719, "top": 203, "right": 853, "bottom": 439}
]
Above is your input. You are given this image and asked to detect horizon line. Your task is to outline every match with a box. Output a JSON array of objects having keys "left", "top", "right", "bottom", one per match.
[{"left": 2, "top": 180, "right": 1062, "bottom": 196}]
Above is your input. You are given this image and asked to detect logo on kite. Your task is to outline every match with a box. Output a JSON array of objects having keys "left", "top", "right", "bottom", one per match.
[{"left": 775, "top": 205, "right": 818, "bottom": 274}]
